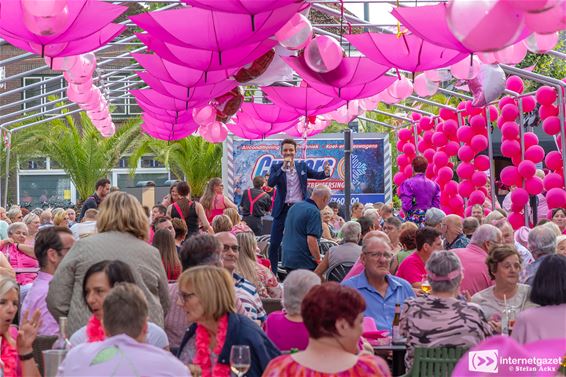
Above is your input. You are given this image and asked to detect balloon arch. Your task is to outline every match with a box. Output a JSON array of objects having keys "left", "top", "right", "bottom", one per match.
[{"left": 0, "top": 0, "right": 563, "bottom": 222}]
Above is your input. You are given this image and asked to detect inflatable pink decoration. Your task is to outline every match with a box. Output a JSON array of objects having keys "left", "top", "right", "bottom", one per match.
[
  {"left": 239, "top": 102, "right": 298, "bottom": 124},
  {"left": 444, "top": 141, "right": 459, "bottom": 156},
  {"left": 199, "top": 121, "right": 228, "bottom": 143},
  {"left": 192, "top": 106, "right": 217, "bottom": 126},
  {"left": 64, "top": 53, "right": 96, "bottom": 84},
  {"left": 275, "top": 13, "right": 312, "bottom": 50},
  {"left": 23, "top": 7, "right": 69, "bottom": 37},
  {"left": 285, "top": 115, "right": 331, "bottom": 137},
  {"left": 388, "top": 76, "right": 414, "bottom": 100},
  {"left": 458, "top": 179, "right": 474, "bottom": 197},
  {"left": 329, "top": 101, "right": 364, "bottom": 124},
  {"left": 544, "top": 172, "right": 564, "bottom": 191},
  {"left": 21, "top": 0, "right": 68, "bottom": 17},
  {"left": 518, "top": 160, "right": 536, "bottom": 178},
  {"left": 393, "top": 173, "right": 405, "bottom": 186},
  {"left": 470, "top": 134, "right": 488, "bottom": 152},
  {"left": 433, "top": 151, "right": 449, "bottom": 167},
  {"left": 505, "top": 75, "right": 524, "bottom": 94},
  {"left": 500, "top": 166, "right": 521, "bottom": 187},
  {"left": 511, "top": 187, "right": 529, "bottom": 207},
  {"left": 523, "top": 32, "right": 559, "bottom": 53},
  {"left": 508, "top": 211, "right": 525, "bottom": 229},
  {"left": 262, "top": 86, "right": 345, "bottom": 116},
  {"left": 468, "top": 63, "right": 506, "bottom": 107},
  {"left": 424, "top": 68, "right": 452, "bottom": 82},
  {"left": 546, "top": 187, "right": 566, "bottom": 209},
  {"left": 457, "top": 126, "right": 473, "bottom": 144},
  {"left": 457, "top": 162, "right": 475, "bottom": 180},
  {"left": 439, "top": 108, "right": 457, "bottom": 121},
  {"left": 446, "top": 0, "right": 525, "bottom": 52},
  {"left": 476, "top": 51, "right": 497, "bottom": 64},
  {"left": 182, "top": 0, "right": 302, "bottom": 15},
  {"left": 474, "top": 155, "right": 490, "bottom": 171},
  {"left": 523, "top": 132, "right": 539, "bottom": 149},
  {"left": 501, "top": 139, "right": 521, "bottom": 158},
  {"left": 377, "top": 89, "right": 401, "bottom": 105},
  {"left": 493, "top": 42, "right": 527, "bottom": 65},
  {"left": 542, "top": 116, "right": 561, "bottom": 135},
  {"left": 436, "top": 167, "right": 453, "bottom": 184},
  {"left": 457, "top": 145, "right": 475, "bottom": 162},
  {"left": 524, "top": 145, "right": 545, "bottom": 164},
  {"left": 468, "top": 190, "right": 486, "bottom": 206},
  {"left": 303, "top": 35, "right": 343, "bottom": 73},
  {"left": 471, "top": 171, "right": 487, "bottom": 187},
  {"left": 524, "top": 4, "right": 566, "bottom": 34},
  {"left": 539, "top": 104, "right": 559, "bottom": 120},
  {"left": 501, "top": 104, "right": 519, "bottom": 121},
  {"left": 413, "top": 73, "right": 439, "bottom": 97},
  {"left": 545, "top": 151, "right": 564, "bottom": 171},
  {"left": 431, "top": 132, "right": 448, "bottom": 147},
  {"left": 525, "top": 176, "right": 544, "bottom": 196},
  {"left": 520, "top": 95, "right": 536, "bottom": 113},
  {"left": 536, "top": 86, "right": 557, "bottom": 106},
  {"left": 450, "top": 55, "right": 480, "bottom": 80},
  {"left": 44, "top": 55, "right": 77, "bottom": 71},
  {"left": 501, "top": 121, "right": 519, "bottom": 139}
]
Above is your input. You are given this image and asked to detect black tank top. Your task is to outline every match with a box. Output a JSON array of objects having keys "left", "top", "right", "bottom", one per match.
[{"left": 171, "top": 198, "right": 199, "bottom": 236}]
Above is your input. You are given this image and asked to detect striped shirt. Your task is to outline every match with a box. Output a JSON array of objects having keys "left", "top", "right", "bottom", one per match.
[{"left": 233, "top": 273, "right": 267, "bottom": 323}]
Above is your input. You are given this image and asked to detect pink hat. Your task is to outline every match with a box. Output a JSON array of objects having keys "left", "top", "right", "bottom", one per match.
[{"left": 514, "top": 226, "right": 530, "bottom": 249}]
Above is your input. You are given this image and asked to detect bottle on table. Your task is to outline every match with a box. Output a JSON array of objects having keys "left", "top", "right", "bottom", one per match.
[
  {"left": 392, "top": 303, "right": 403, "bottom": 344},
  {"left": 52, "top": 317, "right": 72, "bottom": 350}
]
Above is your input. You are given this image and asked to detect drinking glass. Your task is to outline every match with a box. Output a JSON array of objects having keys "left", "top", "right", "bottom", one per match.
[
  {"left": 421, "top": 276, "right": 431, "bottom": 294},
  {"left": 230, "top": 345, "right": 251, "bottom": 377}
]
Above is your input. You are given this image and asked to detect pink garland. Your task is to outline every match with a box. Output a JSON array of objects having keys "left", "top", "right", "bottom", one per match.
[
  {"left": 193, "top": 314, "right": 231, "bottom": 377},
  {"left": 86, "top": 315, "right": 106, "bottom": 343}
]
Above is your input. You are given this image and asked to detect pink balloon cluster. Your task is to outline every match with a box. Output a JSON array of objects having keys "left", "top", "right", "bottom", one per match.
[{"left": 50, "top": 53, "right": 115, "bottom": 137}]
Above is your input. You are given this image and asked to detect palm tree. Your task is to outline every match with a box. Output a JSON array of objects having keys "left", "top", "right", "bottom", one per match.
[
  {"left": 13, "top": 110, "right": 144, "bottom": 202},
  {"left": 129, "top": 136, "right": 222, "bottom": 197}
]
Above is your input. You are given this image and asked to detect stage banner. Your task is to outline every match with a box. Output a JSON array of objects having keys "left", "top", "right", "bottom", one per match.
[{"left": 223, "top": 133, "right": 391, "bottom": 206}]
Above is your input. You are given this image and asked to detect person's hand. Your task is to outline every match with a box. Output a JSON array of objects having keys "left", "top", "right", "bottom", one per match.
[
  {"left": 360, "top": 337, "right": 374, "bottom": 355},
  {"left": 488, "top": 320, "right": 501, "bottom": 334},
  {"left": 4, "top": 238, "right": 14, "bottom": 245},
  {"left": 462, "top": 290, "right": 472, "bottom": 302},
  {"left": 283, "top": 157, "right": 292, "bottom": 170},
  {"left": 0, "top": 267, "right": 15, "bottom": 278},
  {"left": 17, "top": 310, "right": 42, "bottom": 355},
  {"left": 188, "top": 364, "right": 202, "bottom": 377},
  {"left": 323, "top": 161, "right": 331, "bottom": 176}
]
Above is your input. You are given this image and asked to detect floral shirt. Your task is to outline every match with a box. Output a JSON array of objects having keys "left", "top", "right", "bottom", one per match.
[
  {"left": 255, "top": 263, "right": 282, "bottom": 299},
  {"left": 444, "top": 234, "right": 470, "bottom": 250}
]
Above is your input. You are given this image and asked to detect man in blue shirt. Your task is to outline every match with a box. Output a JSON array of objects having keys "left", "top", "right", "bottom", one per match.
[
  {"left": 282, "top": 185, "right": 331, "bottom": 272},
  {"left": 342, "top": 236, "right": 415, "bottom": 332}
]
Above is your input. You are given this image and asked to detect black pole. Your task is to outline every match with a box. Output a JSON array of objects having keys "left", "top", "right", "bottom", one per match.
[{"left": 344, "top": 128, "right": 352, "bottom": 221}]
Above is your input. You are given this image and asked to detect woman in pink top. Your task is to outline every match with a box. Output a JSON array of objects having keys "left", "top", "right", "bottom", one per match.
[
  {"left": 1, "top": 223, "right": 38, "bottom": 285},
  {"left": 200, "top": 178, "right": 237, "bottom": 224}
]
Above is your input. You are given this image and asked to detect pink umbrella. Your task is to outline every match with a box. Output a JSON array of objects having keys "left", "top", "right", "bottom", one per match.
[
  {"left": 141, "top": 113, "right": 199, "bottom": 141},
  {"left": 132, "top": 53, "right": 235, "bottom": 87},
  {"left": 136, "top": 33, "right": 277, "bottom": 71},
  {"left": 137, "top": 71, "right": 237, "bottom": 102},
  {"left": 262, "top": 86, "right": 346, "bottom": 116},
  {"left": 137, "top": 101, "right": 195, "bottom": 123},
  {"left": 0, "top": 0, "right": 126, "bottom": 57},
  {"left": 131, "top": 88, "right": 202, "bottom": 112},
  {"left": 183, "top": 0, "right": 303, "bottom": 15},
  {"left": 284, "top": 56, "right": 396, "bottom": 100},
  {"left": 130, "top": 3, "right": 303, "bottom": 50},
  {"left": 391, "top": 4, "right": 530, "bottom": 54},
  {"left": 345, "top": 32, "right": 467, "bottom": 72},
  {"left": 239, "top": 102, "right": 299, "bottom": 123},
  {"left": 227, "top": 111, "right": 295, "bottom": 139}
]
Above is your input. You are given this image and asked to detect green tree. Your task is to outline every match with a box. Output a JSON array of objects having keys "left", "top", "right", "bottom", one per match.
[
  {"left": 12, "top": 111, "right": 143, "bottom": 202},
  {"left": 129, "top": 136, "right": 222, "bottom": 197}
]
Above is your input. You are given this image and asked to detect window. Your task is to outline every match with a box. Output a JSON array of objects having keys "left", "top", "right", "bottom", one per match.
[
  {"left": 107, "top": 75, "right": 142, "bottom": 117},
  {"left": 141, "top": 156, "right": 164, "bottom": 168},
  {"left": 22, "top": 76, "right": 65, "bottom": 115},
  {"left": 116, "top": 157, "right": 130, "bottom": 169},
  {"left": 117, "top": 172, "right": 170, "bottom": 188},
  {"left": 19, "top": 157, "right": 47, "bottom": 170},
  {"left": 19, "top": 175, "right": 71, "bottom": 207}
]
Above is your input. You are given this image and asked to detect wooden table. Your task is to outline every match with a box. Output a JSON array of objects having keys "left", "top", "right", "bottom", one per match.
[{"left": 374, "top": 343, "right": 407, "bottom": 376}]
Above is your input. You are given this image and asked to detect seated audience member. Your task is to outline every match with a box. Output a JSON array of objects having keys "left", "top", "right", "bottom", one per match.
[
  {"left": 1, "top": 222, "right": 38, "bottom": 285},
  {"left": 38, "top": 209, "right": 53, "bottom": 229},
  {"left": 152, "top": 229, "right": 182, "bottom": 281},
  {"left": 321, "top": 206, "right": 338, "bottom": 240},
  {"left": 216, "top": 232, "right": 267, "bottom": 323},
  {"left": 396, "top": 227, "right": 443, "bottom": 288},
  {"left": 6, "top": 207, "right": 23, "bottom": 224},
  {"left": 351, "top": 202, "right": 364, "bottom": 221},
  {"left": 315, "top": 221, "right": 362, "bottom": 279},
  {"left": 341, "top": 231, "right": 391, "bottom": 281},
  {"left": 390, "top": 227, "right": 417, "bottom": 275},
  {"left": 523, "top": 225, "right": 557, "bottom": 285},
  {"left": 171, "top": 218, "right": 188, "bottom": 252},
  {"left": 235, "top": 232, "right": 281, "bottom": 299},
  {"left": 342, "top": 237, "right": 415, "bottom": 332},
  {"left": 442, "top": 215, "right": 470, "bottom": 250},
  {"left": 382, "top": 217, "right": 403, "bottom": 254},
  {"left": 47, "top": 192, "right": 169, "bottom": 336},
  {"left": 263, "top": 283, "right": 390, "bottom": 377},
  {"left": 60, "top": 283, "right": 188, "bottom": 377},
  {"left": 224, "top": 207, "right": 252, "bottom": 234},
  {"left": 20, "top": 227, "right": 74, "bottom": 336},
  {"left": 484, "top": 209, "right": 506, "bottom": 225},
  {"left": 265, "top": 270, "right": 320, "bottom": 352},
  {"left": 23, "top": 213, "right": 40, "bottom": 247},
  {"left": 70, "top": 260, "right": 168, "bottom": 350},
  {"left": 556, "top": 235, "right": 566, "bottom": 256},
  {"left": 551, "top": 207, "right": 566, "bottom": 234},
  {"left": 363, "top": 209, "right": 381, "bottom": 231},
  {"left": 471, "top": 204, "right": 485, "bottom": 224},
  {"left": 53, "top": 210, "right": 70, "bottom": 228},
  {"left": 513, "top": 255, "right": 566, "bottom": 344},
  {"left": 212, "top": 214, "right": 233, "bottom": 234},
  {"left": 177, "top": 266, "right": 280, "bottom": 377},
  {"left": 400, "top": 251, "right": 492, "bottom": 370},
  {"left": 472, "top": 245, "right": 533, "bottom": 331},
  {"left": 423, "top": 208, "right": 446, "bottom": 232},
  {"left": 357, "top": 216, "right": 376, "bottom": 240},
  {"left": 328, "top": 201, "right": 345, "bottom": 231},
  {"left": 463, "top": 217, "right": 480, "bottom": 239},
  {"left": 491, "top": 219, "right": 534, "bottom": 269},
  {"left": 70, "top": 208, "right": 98, "bottom": 240},
  {"left": 452, "top": 224, "right": 502, "bottom": 296}
]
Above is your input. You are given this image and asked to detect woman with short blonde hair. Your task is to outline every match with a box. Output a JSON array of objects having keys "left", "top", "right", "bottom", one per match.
[
  {"left": 211, "top": 215, "right": 232, "bottom": 234},
  {"left": 176, "top": 266, "right": 279, "bottom": 377},
  {"left": 96, "top": 192, "right": 149, "bottom": 241},
  {"left": 53, "top": 210, "right": 69, "bottom": 228}
]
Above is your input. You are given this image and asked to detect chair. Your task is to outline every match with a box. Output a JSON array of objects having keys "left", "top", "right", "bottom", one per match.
[
  {"left": 326, "top": 262, "right": 355, "bottom": 282},
  {"left": 319, "top": 238, "right": 338, "bottom": 256},
  {"left": 261, "top": 298, "right": 283, "bottom": 315},
  {"left": 403, "top": 346, "right": 467, "bottom": 377},
  {"left": 33, "top": 335, "right": 57, "bottom": 377}
]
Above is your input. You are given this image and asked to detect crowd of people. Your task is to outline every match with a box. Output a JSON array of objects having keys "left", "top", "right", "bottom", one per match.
[{"left": 0, "top": 139, "right": 563, "bottom": 376}]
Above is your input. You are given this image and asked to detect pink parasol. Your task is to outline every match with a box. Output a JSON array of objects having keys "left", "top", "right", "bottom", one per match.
[
  {"left": 227, "top": 111, "right": 295, "bottom": 139},
  {"left": 136, "top": 33, "right": 278, "bottom": 71},
  {"left": 391, "top": 4, "right": 531, "bottom": 54},
  {"left": 284, "top": 56, "right": 396, "bottom": 100},
  {"left": 262, "top": 86, "right": 346, "bottom": 116},
  {"left": 182, "top": 0, "right": 303, "bottom": 15},
  {"left": 132, "top": 53, "right": 235, "bottom": 87},
  {"left": 130, "top": 3, "right": 303, "bottom": 51},
  {"left": 141, "top": 113, "right": 199, "bottom": 141},
  {"left": 345, "top": 32, "right": 467, "bottom": 73},
  {"left": 0, "top": 0, "right": 126, "bottom": 57},
  {"left": 131, "top": 88, "right": 203, "bottom": 112},
  {"left": 137, "top": 101, "right": 195, "bottom": 123},
  {"left": 136, "top": 71, "right": 237, "bottom": 102},
  {"left": 239, "top": 102, "right": 299, "bottom": 123}
]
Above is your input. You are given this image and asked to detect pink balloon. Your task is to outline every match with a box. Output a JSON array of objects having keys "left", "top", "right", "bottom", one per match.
[
  {"left": 536, "top": 86, "right": 557, "bottom": 106},
  {"left": 433, "top": 151, "right": 449, "bottom": 167},
  {"left": 544, "top": 172, "right": 564, "bottom": 191},
  {"left": 388, "top": 76, "right": 414, "bottom": 100},
  {"left": 546, "top": 187, "right": 566, "bottom": 209},
  {"left": 545, "top": 150, "right": 563, "bottom": 171},
  {"left": 499, "top": 96, "right": 515, "bottom": 109},
  {"left": 542, "top": 116, "right": 561, "bottom": 136},
  {"left": 447, "top": 0, "right": 525, "bottom": 52},
  {"left": 470, "top": 134, "right": 488, "bottom": 152},
  {"left": 523, "top": 32, "right": 559, "bottom": 53},
  {"left": 456, "top": 126, "right": 473, "bottom": 144},
  {"left": 23, "top": 6, "right": 69, "bottom": 37},
  {"left": 22, "top": 0, "right": 68, "bottom": 17},
  {"left": 200, "top": 121, "right": 228, "bottom": 143},
  {"left": 423, "top": 148, "right": 435, "bottom": 163},
  {"left": 304, "top": 35, "right": 343, "bottom": 73},
  {"left": 501, "top": 121, "right": 519, "bottom": 140},
  {"left": 469, "top": 190, "right": 486, "bottom": 206},
  {"left": 44, "top": 55, "right": 77, "bottom": 71},
  {"left": 494, "top": 42, "right": 527, "bottom": 65},
  {"left": 439, "top": 108, "right": 457, "bottom": 121},
  {"left": 398, "top": 128, "right": 412, "bottom": 142},
  {"left": 404, "top": 164, "right": 413, "bottom": 178},
  {"left": 511, "top": 187, "right": 529, "bottom": 207},
  {"left": 523, "top": 132, "right": 538, "bottom": 149},
  {"left": 450, "top": 55, "right": 481, "bottom": 80},
  {"left": 419, "top": 117, "right": 433, "bottom": 131},
  {"left": 393, "top": 172, "right": 406, "bottom": 186},
  {"left": 477, "top": 51, "right": 498, "bottom": 64},
  {"left": 521, "top": 96, "right": 536, "bottom": 113},
  {"left": 518, "top": 160, "right": 536, "bottom": 178},
  {"left": 449, "top": 194, "right": 464, "bottom": 210},
  {"left": 508, "top": 211, "right": 525, "bottom": 230},
  {"left": 500, "top": 166, "right": 521, "bottom": 187},
  {"left": 397, "top": 154, "right": 409, "bottom": 167},
  {"left": 411, "top": 112, "right": 422, "bottom": 121},
  {"left": 456, "top": 162, "right": 475, "bottom": 180},
  {"left": 443, "top": 119, "right": 458, "bottom": 137},
  {"left": 64, "top": 53, "right": 96, "bottom": 84},
  {"left": 444, "top": 141, "right": 460, "bottom": 157},
  {"left": 413, "top": 73, "right": 439, "bottom": 97},
  {"left": 458, "top": 179, "right": 474, "bottom": 197},
  {"left": 506, "top": 0, "right": 557, "bottom": 12},
  {"left": 470, "top": 115, "right": 487, "bottom": 134},
  {"left": 403, "top": 143, "right": 416, "bottom": 157},
  {"left": 474, "top": 155, "right": 490, "bottom": 171},
  {"left": 472, "top": 171, "right": 488, "bottom": 187},
  {"left": 192, "top": 106, "right": 217, "bottom": 126},
  {"left": 539, "top": 104, "right": 559, "bottom": 120},
  {"left": 501, "top": 104, "right": 519, "bottom": 121},
  {"left": 501, "top": 139, "right": 521, "bottom": 158},
  {"left": 445, "top": 181, "right": 459, "bottom": 197},
  {"left": 524, "top": 145, "right": 545, "bottom": 164},
  {"left": 525, "top": 5, "right": 566, "bottom": 34},
  {"left": 66, "top": 85, "right": 93, "bottom": 104},
  {"left": 437, "top": 167, "right": 453, "bottom": 184},
  {"left": 275, "top": 13, "right": 312, "bottom": 50},
  {"left": 525, "top": 176, "right": 544, "bottom": 196},
  {"left": 425, "top": 68, "right": 452, "bottom": 82},
  {"left": 432, "top": 132, "right": 448, "bottom": 147},
  {"left": 505, "top": 75, "right": 524, "bottom": 94}
]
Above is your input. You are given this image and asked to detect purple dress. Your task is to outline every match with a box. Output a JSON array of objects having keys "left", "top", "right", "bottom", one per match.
[{"left": 265, "top": 311, "right": 309, "bottom": 351}]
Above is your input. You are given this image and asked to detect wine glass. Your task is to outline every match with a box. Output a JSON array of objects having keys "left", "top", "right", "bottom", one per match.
[
  {"left": 230, "top": 345, "right": 251, "bottom": 377},
  {"left": 421, "top": 275, "right": 431, "bottom": 294}
]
